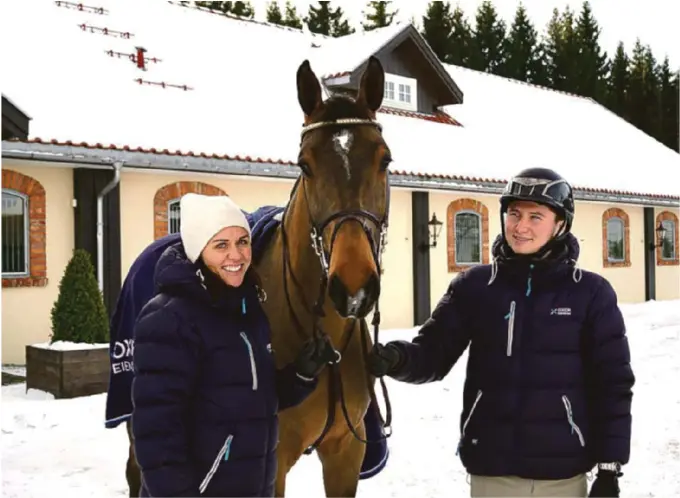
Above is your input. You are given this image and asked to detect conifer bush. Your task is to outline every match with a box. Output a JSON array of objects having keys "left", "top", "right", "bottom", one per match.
[{"left": 50, "top": 248, "right": 109, "bottom": 344}]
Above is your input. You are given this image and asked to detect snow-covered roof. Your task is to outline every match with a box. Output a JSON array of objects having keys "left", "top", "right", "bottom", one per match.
[{"left": 2, "top": 0, "right": 679, "bottom": 201}]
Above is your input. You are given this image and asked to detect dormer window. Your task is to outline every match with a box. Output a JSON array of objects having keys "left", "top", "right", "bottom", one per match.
[{"left": 384, "top": 73, "right": 417, "bottom": 111}]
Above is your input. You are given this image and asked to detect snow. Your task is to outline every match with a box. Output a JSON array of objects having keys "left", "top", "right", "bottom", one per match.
[
  {"left": 2, "top": 0, "right": 679, "bottom": 199},
  {"left": 2, "top": 299, "right": 679, "bottom": 497},
  {"left": 30, "top": 341, "right": 109, "bottom": 351}
]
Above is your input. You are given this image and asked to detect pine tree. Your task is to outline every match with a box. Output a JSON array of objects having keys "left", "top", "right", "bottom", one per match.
[
  {"left": 627, "top": 40, "right": 662, "bottom": 139},
  {"left": 50, "top": 249, "right": 109, "bottom": 344},
  {"left": 266, "top": 1, "right": 283, "bottom": 24},
  {"left": 362, "top": 1, "right": 398, "bottom": 31},
  {"left": 502, "top": 3, "right": 545, "bottom": 83},
  {"left": 306, "top": 2, "right": 333, "bottom": 35},
  {"left": 283, "top": 1, "right": 303, "bottom": 29},
  {"left": 469, "top": 1, "right": 507, "bottom": 74},
  {"left": 195, "top": 1, "right": 254, "bottom": 18},
  {"left": 605, "top": 42, "right": 630, "bottom": 121},
  {"left": 657, "top": 57, "right": 680, "bottom": 150},
  {"left": 448, "top": 6, "right": 474, "bottom": 66},
  {"left": 421, "top": 1, "right": 454, "bottom": 63},
  {"left": 543, "top": 7, "right": 579, "bottom": 92},
  {"left": 574, "top": 1, "right": 608, "bottom": 102},
  {"left": 331, "top": 5, "right": 355, "bottom": 36}
]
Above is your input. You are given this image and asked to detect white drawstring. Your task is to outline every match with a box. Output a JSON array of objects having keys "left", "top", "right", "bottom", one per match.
[
  {"left": 571, "top": 259, "right": 582, "bottom": 283},
  {"left": 487, "top": 258, "right": 498, "bottom": 285}
]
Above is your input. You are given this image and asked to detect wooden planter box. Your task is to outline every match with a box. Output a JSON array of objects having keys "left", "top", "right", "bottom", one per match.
[{"left": 25, "top": 344, "right": 110, "bottom": 399}]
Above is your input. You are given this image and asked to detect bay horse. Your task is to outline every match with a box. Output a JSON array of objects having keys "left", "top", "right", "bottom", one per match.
[
  {"left": 120, "top": 56, "right": 393, "bottom": 497},
  {"left": 255, "top": 56, "right": 393, "bottom": 497}
]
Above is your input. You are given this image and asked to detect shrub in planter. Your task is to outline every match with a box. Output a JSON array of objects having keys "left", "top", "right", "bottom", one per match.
[{"left": 26, "top": 249, "right": 111, "bottom": 398}]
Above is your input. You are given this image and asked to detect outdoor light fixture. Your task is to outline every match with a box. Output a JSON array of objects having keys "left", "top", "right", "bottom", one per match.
[
  {"left": 425, "top": 212, "right": 443, "bottom": 249},
  {"left": 650, "top": 221, "right": 666, "bottom": 250}
]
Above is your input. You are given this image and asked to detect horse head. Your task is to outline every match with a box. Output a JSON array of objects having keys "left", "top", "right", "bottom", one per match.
[{"left": 295, "top": 56, "right": 390, "bottom": 320}]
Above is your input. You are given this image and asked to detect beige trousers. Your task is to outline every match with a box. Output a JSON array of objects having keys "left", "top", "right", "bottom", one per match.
[{"left": 470, "top": 474, "right": 588, "bottom": 497}]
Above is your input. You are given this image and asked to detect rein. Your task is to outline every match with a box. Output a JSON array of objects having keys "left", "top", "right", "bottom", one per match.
[{"left": 278, "top": 116, "right": 393, "bottom": 453}]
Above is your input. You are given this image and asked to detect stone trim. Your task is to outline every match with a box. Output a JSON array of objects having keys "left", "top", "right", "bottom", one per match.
[
  {"left": 602, "top": 207, "right": 631, "bottom": 268},
  {"left": 153, "top": 181, "right": 227, "bottom": 239},
  {"left": 2, "top": 169, "right": 48, "bottom": 288},
  {"left": 447, "top": 198, "right": 489, "bottom": 273},
  {"left": 656, "top": 211, "right": 679, "bottom": 266}
]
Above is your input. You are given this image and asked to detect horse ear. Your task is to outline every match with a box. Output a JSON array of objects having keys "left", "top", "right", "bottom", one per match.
[
  {"left": 296, "top": 59, "right": 323, "bottom": 118},
  {"left": 357, "top": 56, "right": 384, "bottom": 112}
]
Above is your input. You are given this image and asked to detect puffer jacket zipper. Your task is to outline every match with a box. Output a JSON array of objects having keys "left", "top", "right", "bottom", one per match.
[
  {"left": 561, "top": 395, "right": 585, "bottom": 446},
  {"left": 240, "top": 332, "right": 258, "bottom": 390},
  {"left": 456, "top": 389, "right": 483, "bottom": 455},
  {"left": 505, "top": 301, "right": 516, "bottom": 357},
  {"left": 199, "top": 434, "right": 234, "bottom": 494}
]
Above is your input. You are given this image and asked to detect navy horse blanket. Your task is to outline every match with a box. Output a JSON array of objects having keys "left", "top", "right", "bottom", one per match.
[{"left": 104, "top": 205, "right": 389, "bottom": 480}]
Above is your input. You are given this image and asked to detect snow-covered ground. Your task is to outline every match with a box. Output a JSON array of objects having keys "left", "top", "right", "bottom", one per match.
[{"left": 2, "top": 299, "right": 679, "bottom": 497}]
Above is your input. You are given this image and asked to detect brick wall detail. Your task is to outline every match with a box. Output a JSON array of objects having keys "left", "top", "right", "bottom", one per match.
[
  {"left": 2, "top": 169, "right": 48, "bottom": 288},
  {"left": 153, "top": 181, "right": 227, "bottom": 239},
  {"left": 447, "top": 198, "right": 489, "bottom": 273},
  {"left": 602, "top": 207, "right": 631, "bottom": 268},
  {"left": 656, "top": 210, "right": 679, "bottom": 266}
]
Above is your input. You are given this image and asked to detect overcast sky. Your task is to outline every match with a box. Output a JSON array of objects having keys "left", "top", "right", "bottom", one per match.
[{"left": 250, "top": 0, "right": 679, "bottom": 68}]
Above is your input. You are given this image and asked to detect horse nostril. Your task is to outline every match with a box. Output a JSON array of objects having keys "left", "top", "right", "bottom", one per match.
[
  {"left": 328, "top": 273, "right": 381, "bottom": 318},
  {"left": 328, "top": 274, "right": 348, "bottom": 308}
]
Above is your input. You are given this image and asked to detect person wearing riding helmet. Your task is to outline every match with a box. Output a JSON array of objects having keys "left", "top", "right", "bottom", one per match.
[{"left": 367, "top": 167, "right": 635, "bottom": 497}]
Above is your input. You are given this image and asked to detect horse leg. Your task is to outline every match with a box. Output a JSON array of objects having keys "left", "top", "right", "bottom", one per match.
[
  {"left": 316, "top": 422, "right": 367, "bottom": 498},
  {"left": 274, "top": 417, "right": 308, "bottom": 497},
  {"left": 125, "top": 420, "right": 142, "bottom": 497}
]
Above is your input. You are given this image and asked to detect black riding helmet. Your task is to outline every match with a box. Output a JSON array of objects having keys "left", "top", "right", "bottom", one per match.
[{"left": 500, "top": 167, "right": 575, "bottom": 244}]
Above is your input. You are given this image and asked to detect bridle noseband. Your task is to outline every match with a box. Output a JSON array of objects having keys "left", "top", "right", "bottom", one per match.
[{"left": 279, "top": 116, "right": 393, "bottom": 452}]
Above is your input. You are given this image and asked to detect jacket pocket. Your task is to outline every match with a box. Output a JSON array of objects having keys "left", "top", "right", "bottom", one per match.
[
  {"left": 199, "top": 434, "right": 234, "bottom": 494},
  {"left": 239, "top": 332, "right": 258, "bottom": 391},
  {"left": 456, "top": 389, "right": 483, "bottom": 455},
  {"left": 561, "top": 395, "right": 585, "bottom": 447},
  {"left": 505, "top": 301, "right": 516, "bottom": 357}
]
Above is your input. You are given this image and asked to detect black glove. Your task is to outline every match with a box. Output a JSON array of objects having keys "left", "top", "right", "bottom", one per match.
[
  {"left": 293, "top": 334, "right": 337, "bottom": 379},
  {"left": 367, "top": 343, "right": 403, "bottom": 377},
  {"left": 589, "top": 469, "right": 621, "bottom": 497}
]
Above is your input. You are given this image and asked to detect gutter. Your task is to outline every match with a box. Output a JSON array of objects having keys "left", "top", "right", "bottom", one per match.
[
  {"left": 2, "top": 140, "right": 679, "bottom": 208},
  {"left": 96, "top": 161, "right": 123, "bottom": 294}
]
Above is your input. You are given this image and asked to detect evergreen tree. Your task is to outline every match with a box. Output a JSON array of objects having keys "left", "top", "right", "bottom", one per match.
[
  {"left": 362, "top": 1, "right": 398, "bottom": 31},
  {"left": 283, "top": 1, "right": 303, "bottom": 29},
  {"left": 502, "top": 3, "right": 545, "bottom": 83},
  {"left": 306, "top": 2, "right": 354, "bottom": 37},
  {"left": 448, "top": 6, "right": 474, "bottom": 66},
  {"left": 50, "top": 249, "right": 109, "bottom": 344},
  {"left": 657, "top": 57, "right": 679, "bottom": 150},
  {"left": 627, "top": 40, "right": 661, "bottom": 138},
  {"left": 195, "top": 1, "right": 254, "bottom": 18},
  {"left": 421, "top": 1, "right": 455, "bottom": 63},
  {"left": 543, "top": 7, "right": 579, "bottom": 92},
  {"left": 266, "top": 1, "right": 283, "bottom": 24},
  {"left": 574, "top": 1, "right": 608, "bottom": 102},
  {"left": 469, "top": 1, "right": 507, "bottom": 74},
  {"left": 605, "top": 42, "right": 630, "bottom": 120}
]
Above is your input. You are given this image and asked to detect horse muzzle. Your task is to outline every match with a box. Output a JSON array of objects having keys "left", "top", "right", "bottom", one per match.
[{"left": 328, "top": 271, "right": 380, "bottom": 319}]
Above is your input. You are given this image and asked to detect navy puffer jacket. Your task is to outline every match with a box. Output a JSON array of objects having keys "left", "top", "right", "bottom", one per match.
[
  {"left": 131, "top": 242, "right": 316, "bottom": 497},
  {"left": 389, "top": 233, "right": 635, "bottom": 480}
]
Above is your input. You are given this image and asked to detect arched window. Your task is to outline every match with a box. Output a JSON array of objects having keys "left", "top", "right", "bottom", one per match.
[
  {"left": 656, "top": 211, "right": 679, "bottom": 266},
  {"left": 168, "top": 198, "right": 181, "bottom": 234},
  {"left": 1, "top": 190, "right": 29, "bottom": 276},
  {"left": 454, "top": 211, "right": 481, "bottom": 265},
  {"left": 606, "top": 216, "right": 625, "bottom": 262}
]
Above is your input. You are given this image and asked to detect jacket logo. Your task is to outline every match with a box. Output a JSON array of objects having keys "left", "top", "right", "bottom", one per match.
[{"left": 550, "top": 307, "right": 571, "bottom": 316}]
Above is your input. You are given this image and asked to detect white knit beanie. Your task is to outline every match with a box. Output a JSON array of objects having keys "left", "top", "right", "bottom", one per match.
[{"left": 179, "top": 193, "right": 251, "bottom": 263}]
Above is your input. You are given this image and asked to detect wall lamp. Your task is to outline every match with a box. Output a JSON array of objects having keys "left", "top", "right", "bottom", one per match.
[
  {"left": 422, "top": 212, "right": 443, "bottom": 249},
  {"left": 649, "top": 221, "right": 666, "bottom": 250}
]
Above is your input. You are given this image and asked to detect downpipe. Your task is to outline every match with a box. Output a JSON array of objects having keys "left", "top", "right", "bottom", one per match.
[{"left": 97, "top": 161, "right": 123, "bottom": 294}]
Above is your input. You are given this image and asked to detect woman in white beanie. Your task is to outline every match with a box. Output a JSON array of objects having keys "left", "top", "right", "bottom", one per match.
[{"left": 131, "top": 193, "right": 334, "bottom": 497}]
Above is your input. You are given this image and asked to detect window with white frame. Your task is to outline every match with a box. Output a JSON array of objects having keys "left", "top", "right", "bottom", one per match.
[
  {"left": 383, "top": 73, "right": 417, "bottom": 111},
  {"left": 455, "top": 211, "right": 481, "bottom": 265},
  {"left": 2, "top": 189, "right": 29, "bottom": 276},
  {"left": 168, "top": 199, "right": 181, "bottom": 234},
  {"left": 661, "top": 219, "right": 676, "bottom": 260},
  {"left": 606, "top": 217, "right": 625, "bottom": 262}
]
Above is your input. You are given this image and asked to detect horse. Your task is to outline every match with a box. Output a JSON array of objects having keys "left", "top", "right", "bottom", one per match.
[
  {"left": 255, "top": 56, "right": 393, "bottom": 497},
  {"left": 112, "top": 56, "right": 393, "bottom": 497}
]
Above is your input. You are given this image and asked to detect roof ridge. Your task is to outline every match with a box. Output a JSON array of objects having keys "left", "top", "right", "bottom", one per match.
[{"left": 169, "top": 1, "right": 330, "bottom": 39}]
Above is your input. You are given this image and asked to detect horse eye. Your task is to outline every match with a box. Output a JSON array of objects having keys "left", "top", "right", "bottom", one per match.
[
  {"left": 297, "top": 158, "right": 312, "bottom": 177},
  {"left": 380, "top": 154, "right": 392, "bottom": 171}
]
